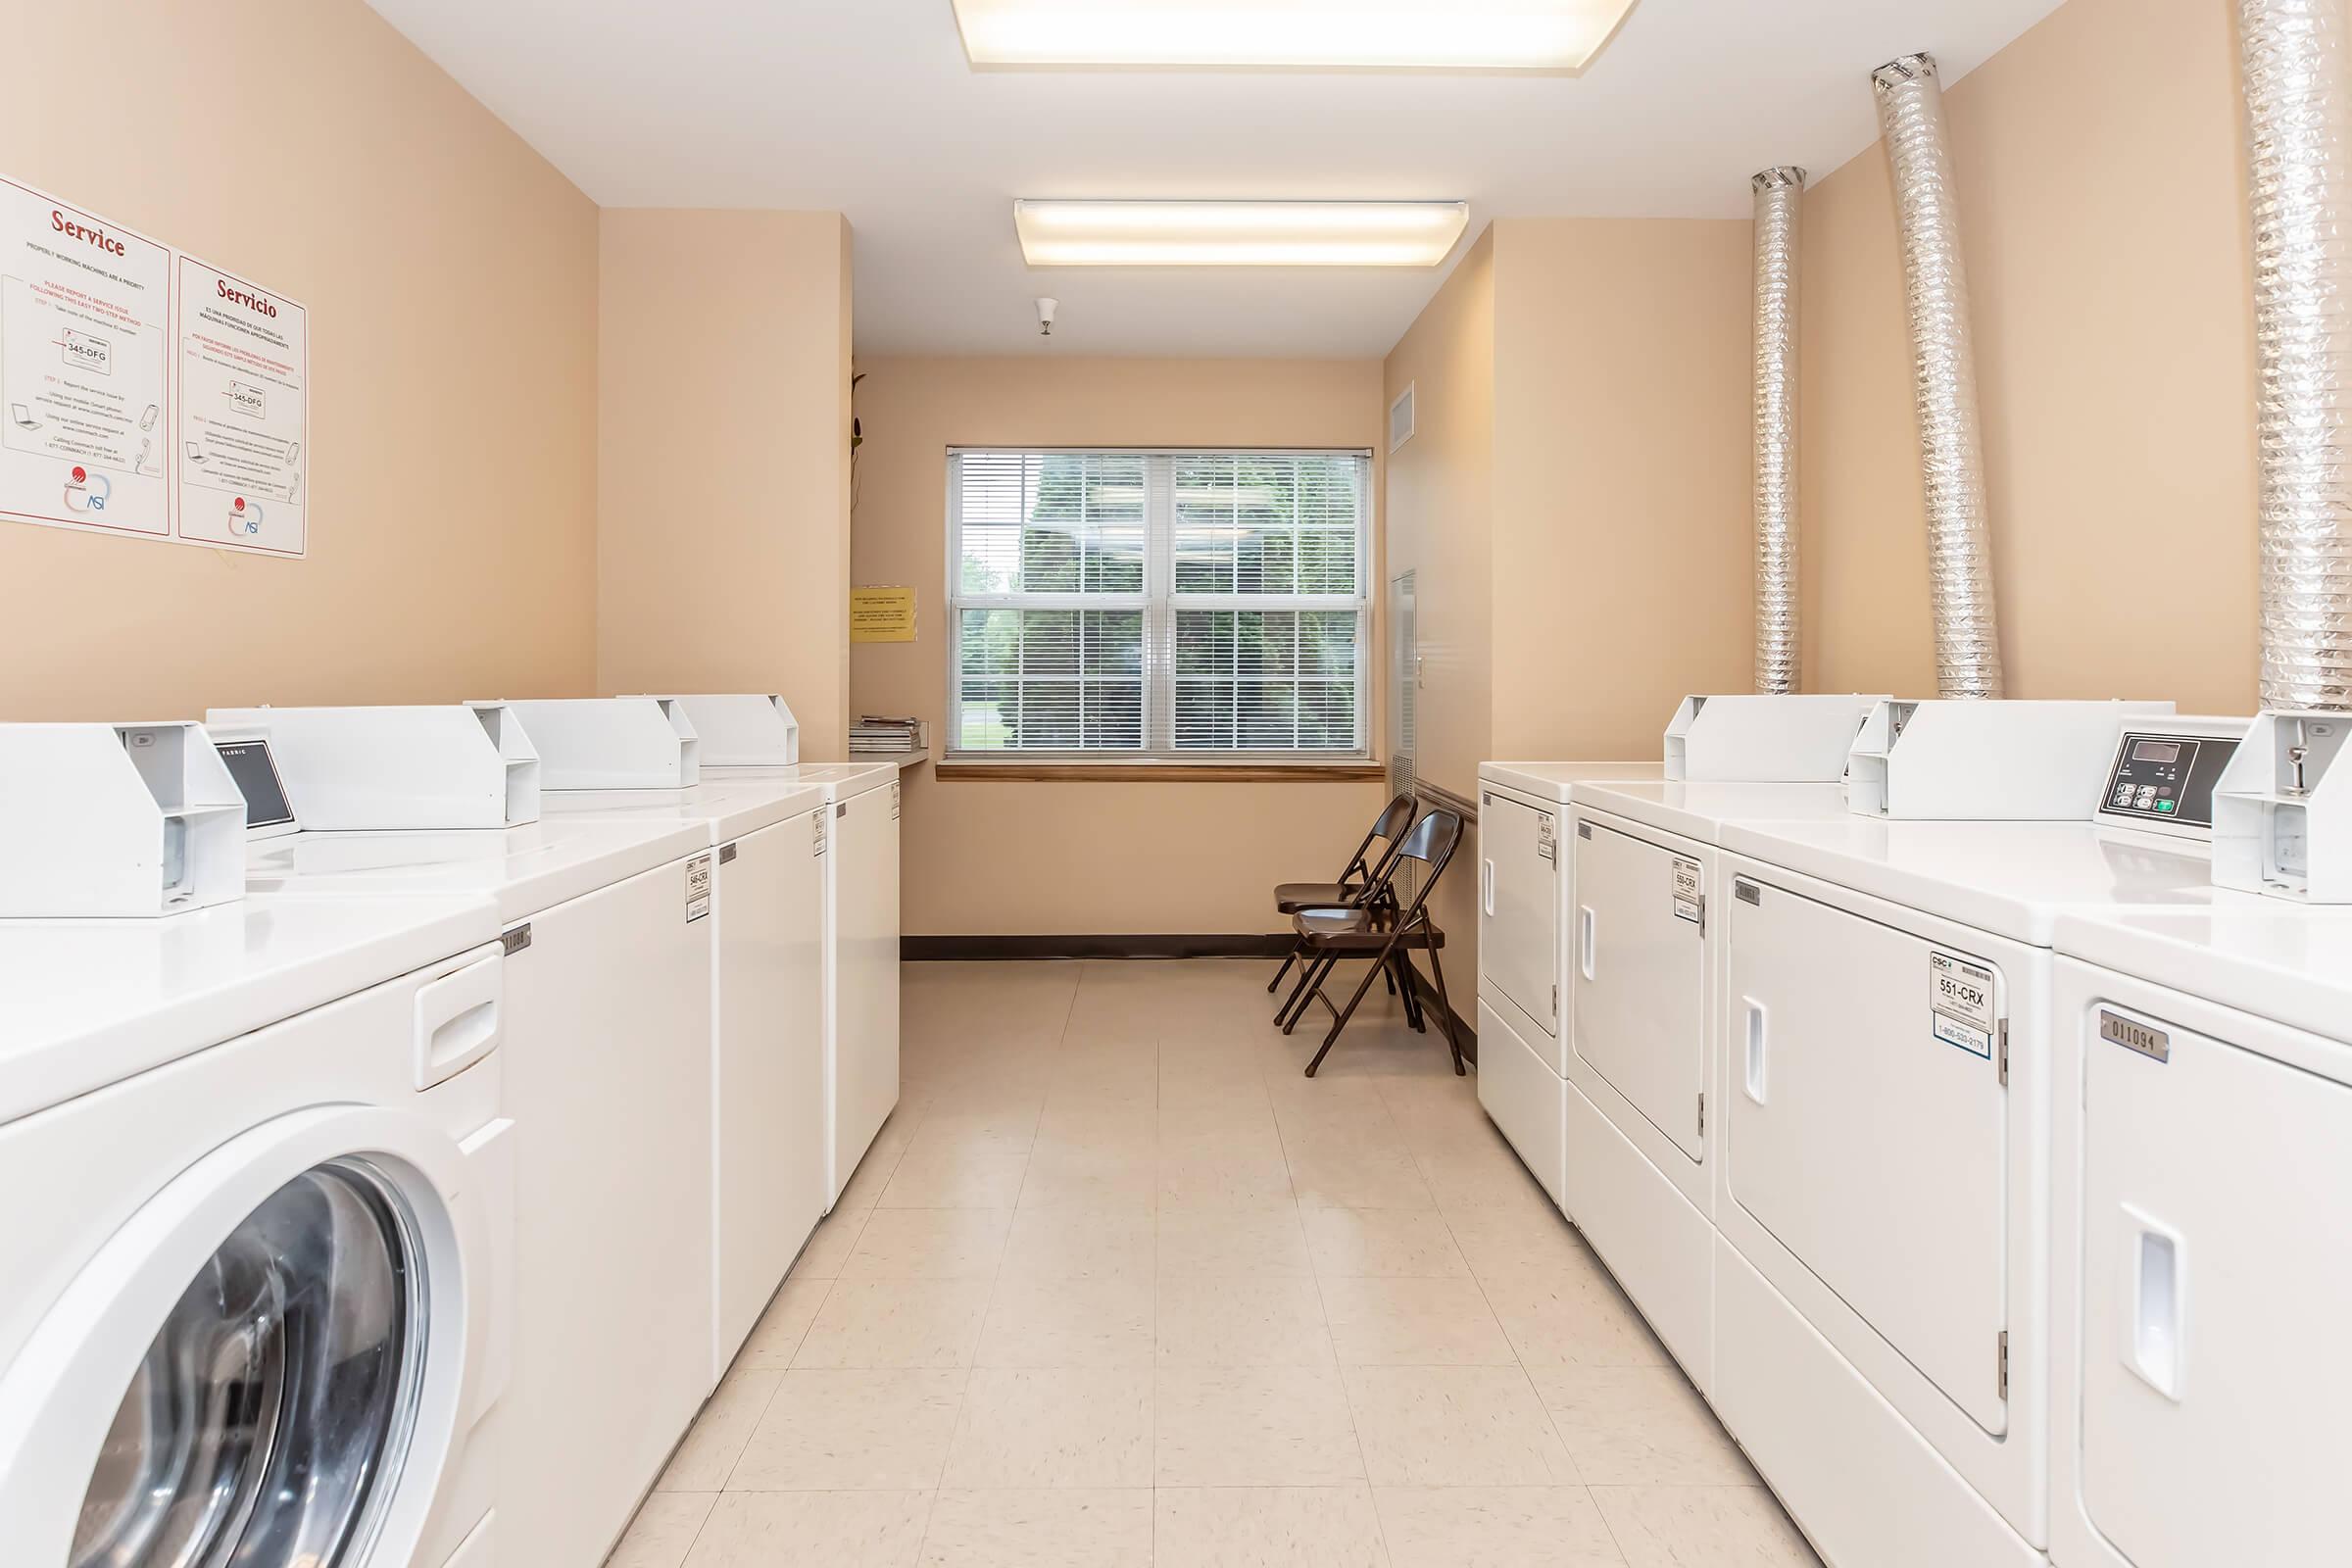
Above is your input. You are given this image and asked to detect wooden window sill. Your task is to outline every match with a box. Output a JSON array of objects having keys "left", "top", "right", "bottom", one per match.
[{"left": 934, "top": 761, "right": 1389, "bottom": 784}]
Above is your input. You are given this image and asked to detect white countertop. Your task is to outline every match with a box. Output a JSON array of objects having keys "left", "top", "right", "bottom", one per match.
[
  {"left": 1574, "top": 779, "right": 1856, "bottom": 845},
  {"left": 541, "top": 779, "right": 831, "bottom": 845},
  {"left": 1478, "top": 761, "right": 1665, "bottom": 804},
  {"left": 2053, "top": 906, "right": 2352, "bottom": 1040},
  {"left": 244, "top": 818, "right": 710, "bottom": 925}
]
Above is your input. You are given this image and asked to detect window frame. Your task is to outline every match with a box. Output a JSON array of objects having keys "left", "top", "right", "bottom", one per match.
[{"left": 943, "top": 446, "right": 1376, "bottom": 771}]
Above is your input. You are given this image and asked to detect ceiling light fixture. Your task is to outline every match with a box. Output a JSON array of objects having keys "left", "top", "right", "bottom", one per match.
[
  {"left": 951, "top": 0, "right": 1640, "bottom": 74},
  {"left": 1013, "top": 200, "right": 1471, "bottom": 268}
]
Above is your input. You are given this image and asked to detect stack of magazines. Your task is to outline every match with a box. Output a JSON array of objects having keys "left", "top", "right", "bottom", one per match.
[{"left": 850, "top": 715, "right": 926, "bottom": 757}]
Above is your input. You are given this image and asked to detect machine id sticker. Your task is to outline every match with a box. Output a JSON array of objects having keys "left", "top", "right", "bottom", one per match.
[
  {"left": 1930, "top": 951, "right": 1995, "bottom": 1058},
  {"left": 892, "top": 782, "right": 902, "bottom": 820},
  {"left": 1538, "top": 814, "right": 1556, "bottom": 864},
  {"left": 1672, "top": 857, "right": 1701, "bottom": 923},
  {"left": 812, "top": 813, "right": 828, "bottom": 857},
  {"left": 685, "top": 853, "right": 711, "bottom": 923},
  {"left": 2098, "top": 1009, "right": 2171, "bottom": 1063}
]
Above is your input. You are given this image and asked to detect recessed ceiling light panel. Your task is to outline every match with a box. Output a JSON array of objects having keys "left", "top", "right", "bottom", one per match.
[
  {"left": 1014, "top": 200, "right": 1471, "bottom": 268},
  {"left": 952, "top": 0, "right": 1639, "bottom": 74}
]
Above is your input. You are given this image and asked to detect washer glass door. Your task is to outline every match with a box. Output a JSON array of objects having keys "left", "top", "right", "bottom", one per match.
[{"left": 72, "top": 1156, "right": 424, "bottom": 1566}]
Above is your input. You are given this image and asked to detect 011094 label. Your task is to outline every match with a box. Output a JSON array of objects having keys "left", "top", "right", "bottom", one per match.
[{"left": 1930, "top": 951, "right": 1995, "bottom": 1058}]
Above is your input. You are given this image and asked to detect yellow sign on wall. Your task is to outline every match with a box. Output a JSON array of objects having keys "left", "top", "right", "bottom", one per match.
[{"left": 850, "top": 585, "right": 917, "bottom": 643}]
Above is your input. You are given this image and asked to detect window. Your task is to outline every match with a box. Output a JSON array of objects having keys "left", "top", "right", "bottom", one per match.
[{"left": 948, "top": 449, "right": 1372, "bottom": 766}]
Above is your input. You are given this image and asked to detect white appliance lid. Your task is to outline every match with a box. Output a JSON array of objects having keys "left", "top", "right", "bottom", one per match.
[
  {"left": 1477, "top": 761, "right": 1664, "bottom": 804},
  {"left": 1574, "top": 780, "right": 1855, "bottom": 845},
  {"left": 244, "top": 818, "right": 710, "bottom": 924},
  {"left": 1720, "top": 817, "right": 2233, "bottom": 946},
  {"left": 701, "top": 761, "right": 897, "bottom": 800},
  {"left": 2053, "top": 906, "right": 2352, "bottom": 1042},
  {"left": 539, "top": 780, "right": 830, "bottom": 845},
  {"left": 0, "top": 892, "right": 500, "bottom": 1122}
]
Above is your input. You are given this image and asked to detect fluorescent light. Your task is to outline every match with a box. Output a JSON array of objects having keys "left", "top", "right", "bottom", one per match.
[
  {"left": 1014, "top": 201, "right": 1471, "bottom": 268},
  {"left": 952, "top": 0, "right": 1639, "bottom": 74}
]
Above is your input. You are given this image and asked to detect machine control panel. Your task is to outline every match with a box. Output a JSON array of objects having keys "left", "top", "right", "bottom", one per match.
[{"left": 2096, "top": 729, "right": 2239, "bottom": 831}]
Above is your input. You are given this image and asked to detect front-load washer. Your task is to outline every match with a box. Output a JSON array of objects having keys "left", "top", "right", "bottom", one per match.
[
  {"left": 539, "top": 777, "right": 832, "bottom": 1380},
  {"left": 0, "top": 889, "right": 510, "bottom": 1568},
  {"left": 2045, "top": 906, "right": 2352, "bottom": 1568},
  {"left": 1705, "top": 796, "right": 2262, "bottom": 1568},
  {"left": 1472, "top": 762, "right": 1663, "bottom": 1212},
  {"left": 679, "top": 762, "right": 901, "bottom": 1207},
  {"left": 237, "top": 816, "right": 715, "bottom": 1568},
  {"left": 1555, "top": 778, "right": 1856, "bottom": 1390}
]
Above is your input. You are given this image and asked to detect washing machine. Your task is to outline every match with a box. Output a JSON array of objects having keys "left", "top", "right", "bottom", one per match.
[
  {"left": 1473, "top": 761, "right": 1663, "bottom": 1211},
  {"left": 2045, "top": 906, "right": 2352, "bottom": 1568},
  {"left": 1703, "top": 715, "right": 2255, "bottom": 1568},
  {"left": 211, "top": 711, "right": 717, "bottom": 1568},
  {"left": 0, "top": 722, "right": 512, "bottom": 1568},
  {"left": 538, "top": 776, "right": 831, "bottom": 1381},
  {"left": 1556, "top": 778, "right": 1856, "bottom": 1388},
  {"left": 681, "top": 761, "right": 901, "bottom": 1208}
]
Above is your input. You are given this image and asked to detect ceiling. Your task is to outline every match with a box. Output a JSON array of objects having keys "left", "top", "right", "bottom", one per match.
[{"left": 365, "top": 0, "right": 2067, "bottom": 360}]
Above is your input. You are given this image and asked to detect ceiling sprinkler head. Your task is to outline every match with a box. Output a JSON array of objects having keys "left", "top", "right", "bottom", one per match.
[{"left": 1036, "top": 297, "right": 1058, "bottom": 336}]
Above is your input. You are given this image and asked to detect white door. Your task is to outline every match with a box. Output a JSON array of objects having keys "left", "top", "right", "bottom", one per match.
[
  {"left": 1724, "top": 874, "right": 2011, "bottom": 1432},
  {"left": 0, "top": 1106, "right": 482, "bottom": 1567},
  {"left": 502, "top": 858, "right": 714, "bottom": 1568},
  {"left": 715, "top": 810, "right": 828, "bottom": 1373},
  {"left": 2077, "top": 992, "right": 2352, "bottom": 1568},
  {"left": 831, "top": 784, "right": 902, "bottom": 1200},
  {"left": 1478, "top": 788, "right": 1560, "bottom": 1045},
  {"left": 1572, "top": 817, "right": 1705, "bottom": 1160}
]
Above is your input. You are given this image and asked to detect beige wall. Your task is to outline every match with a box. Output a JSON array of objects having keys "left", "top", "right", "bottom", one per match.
[
  {"left": 1380, "top": 220, "right": 1750, "bottom": 990},
  {"left": 1802, "top": 0, "right": 2258, "bottom": 710},
  {"left": 0, "top": 0, "right": 599, "bottom": 718},
  {"left": 850, "top": 357, "right": 1387, "bottom": 935},
  {"left": 598, "top": 211, "right": 856, "bottom": 758},
  {"left": 1492, "top": 218, "right": 1754, "bottom": 759},
  {"left": 1383, "top": 229, "right": 1496, "bottom": 986}
]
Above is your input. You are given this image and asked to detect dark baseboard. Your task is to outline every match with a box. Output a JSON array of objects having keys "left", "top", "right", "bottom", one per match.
[
  {"left": 899, "top": 934, "right": 1477, "bottom": 1066},
  {"left": 903, "top": 933, "right": 1295, "bottom": 961}
]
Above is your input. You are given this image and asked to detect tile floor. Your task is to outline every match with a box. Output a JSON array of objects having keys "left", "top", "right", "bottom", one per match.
[{"left": 607, "top": 958, "right": 1821, "bottom": 1567}]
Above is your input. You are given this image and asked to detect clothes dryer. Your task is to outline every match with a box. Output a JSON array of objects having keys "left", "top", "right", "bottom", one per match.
[{"left": 2045, "top": 906, "right": 2352, "bottom": 1568}]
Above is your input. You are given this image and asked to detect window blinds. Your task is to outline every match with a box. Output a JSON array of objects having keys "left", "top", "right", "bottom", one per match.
[{"left": 948, "top": 449, "right": 1372, "bottom": 762}]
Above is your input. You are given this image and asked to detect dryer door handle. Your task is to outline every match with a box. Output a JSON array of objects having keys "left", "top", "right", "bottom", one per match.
[
  {"left": 1741, "top": 997, "right": 1769, "bottom": 1104},
  {"left": 2122, "top": 1205, "right": 2187, "bottom": 1402},
  {"left": 415, "top": 954, "right": 503, "bottom": 1091},
  {"left": 1578, "top": 906, "right": 1596, "bottom": 982},
  {"left": 1482, "top": 858, "right": 1496, "bottom": 918}
]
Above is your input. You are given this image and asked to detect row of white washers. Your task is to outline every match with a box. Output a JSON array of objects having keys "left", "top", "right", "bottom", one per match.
[
  {"left": 1474, "top": 694, "right": 2352, "bottom": 1568},
  {"left": 0, "top": 695, "right": 903, "bottom": 1568}
]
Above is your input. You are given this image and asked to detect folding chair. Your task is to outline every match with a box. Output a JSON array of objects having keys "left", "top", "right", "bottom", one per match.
[
  {"left": 1278, "top": 808, "right": 1467, "bottom": 1078},
  {"left": 1266, "top": 792, "right": 1418, "bottom": 1004}
]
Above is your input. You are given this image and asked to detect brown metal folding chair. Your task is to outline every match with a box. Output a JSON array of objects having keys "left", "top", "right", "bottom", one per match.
[
  {"left": 1277, "top": 808, "right": 1467, "bottom": 1078},
  {"left": 1266, "top": 792, "right": 1417, "bottom": 1006}
]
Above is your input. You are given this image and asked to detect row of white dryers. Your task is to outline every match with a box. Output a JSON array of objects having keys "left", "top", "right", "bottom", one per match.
[
  {"left": 0, "top": 697, "right": 902, "bottom": 1568},
  {"left": 1473, "top": 720, "right": 2349, "bottom": 1568}
]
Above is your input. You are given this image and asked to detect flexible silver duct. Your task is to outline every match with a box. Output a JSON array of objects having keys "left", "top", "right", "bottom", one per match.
[
  {"left": 1873, "top": 53, "right": 2005, "bottom": 698},
  {"left": 2241, "top": 0, "right": 2352, "bottom": 710},
  {"left": 1752, "top": 167, "right": 1805, "bottom": 695}
]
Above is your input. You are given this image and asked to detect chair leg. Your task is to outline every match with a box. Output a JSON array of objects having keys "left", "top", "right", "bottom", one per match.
[
  {"left": 1267, "top": 943, "right": 1300, "bottom": 995},
  {"left": 1426, "top": 946, "right": 1467, "bottom": 1076},
  {"left": 1280, "top": 954, "right": 1339, "bottom": 1034},
  {"left": 1274, "top": 949, "right": 1325, "bottom": 1028},
  {"left": 1392, "top": 955, "right": 1426, "bottom": 1031},
  {"left": 1382, "top": 962, "right": 1396, "bottom": 996},
  {"left": 1305, "top": 941, "right": 1400, "bottom": 1077}
]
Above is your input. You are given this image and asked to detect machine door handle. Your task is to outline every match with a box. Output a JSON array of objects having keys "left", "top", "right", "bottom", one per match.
[
  {"left": 1578, "top": 906, "right": 1596, "bottom": 982},
  {"left": 415, "top": 953, "right": 502, "bottom": 1091},
  {"left": 1482, "top": 858, "right": 1496, "bottom": 917},
  {"left": 2123, "top": 1205, "right": 2187, "bottom": 1401},
  {"left": 1741, "top": 997, "right": 1769, "bottom": 1103}
]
